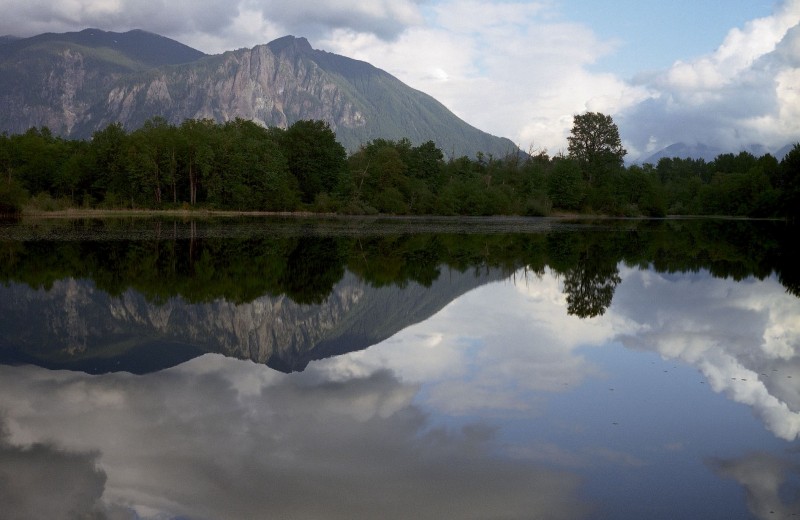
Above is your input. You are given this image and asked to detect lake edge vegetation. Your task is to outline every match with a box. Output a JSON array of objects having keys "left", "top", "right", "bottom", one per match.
[{"left": 1, "top": 113, "right": 798, "bottom": 221}]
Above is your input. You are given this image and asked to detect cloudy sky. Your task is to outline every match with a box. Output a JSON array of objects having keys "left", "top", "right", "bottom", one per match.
[{"left": 1, "top": 1, "right": 799, "bottom": 158}]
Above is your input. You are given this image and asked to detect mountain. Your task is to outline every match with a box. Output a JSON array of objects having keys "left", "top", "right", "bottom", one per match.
[
  {"left": 0, "top": 35, "right": 22, "bottom": 45},
  {"left": 642, "top": 141, "right": 795, "bottom": 164},
  {"left": 0, "top": 29, "right": 518, "bottom": 158},
  {"left": 0, "top": 267, "right": 506, "bottom": 374},
  {"left": 0, "top": 28, "right": 206, "bottom": 137}
]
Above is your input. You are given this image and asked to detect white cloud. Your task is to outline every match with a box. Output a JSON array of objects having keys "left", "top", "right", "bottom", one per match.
[
  {"left": 0, "top": 0, "right": 238, "bottom": 41},
  {"left": 621, "top": 0, "right": 800, "bottom": 159},
  {"left": 0, "top": 0, "right": 425, "bottom": 52},
  {"left": 321, "top": 1, "right": 648, "bottom": 154},
  {"left": 250, "top": 0, "right": 424, "bottom": 40}
]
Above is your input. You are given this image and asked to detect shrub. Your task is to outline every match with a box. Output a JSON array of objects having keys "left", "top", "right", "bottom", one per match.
[{"left": 0, "top": 179, "right": 28, "bottom": 215}]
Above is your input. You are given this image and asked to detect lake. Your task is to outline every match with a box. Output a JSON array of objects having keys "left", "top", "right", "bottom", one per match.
[{"left": 0, "top": 216, "right": 798, "bottom": 519}]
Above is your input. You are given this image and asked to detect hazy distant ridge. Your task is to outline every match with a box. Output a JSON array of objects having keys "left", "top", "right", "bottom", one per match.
[{"left": 642, "top": 142, "right": 795, "bottom": 164}]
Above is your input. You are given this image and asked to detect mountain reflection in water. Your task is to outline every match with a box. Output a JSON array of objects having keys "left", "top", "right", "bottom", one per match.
[{"left": 0, "top": 217, "right": 798, "bottom": 519}]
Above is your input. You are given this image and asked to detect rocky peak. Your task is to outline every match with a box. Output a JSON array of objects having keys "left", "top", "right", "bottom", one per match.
[{"left": 267, "top": 35, "right": 314, "bottom": 56}]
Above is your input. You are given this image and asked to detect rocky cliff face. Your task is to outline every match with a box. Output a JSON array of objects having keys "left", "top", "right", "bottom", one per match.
[
  {"left": 0, "top": 28, "right": 206, "bottom": 136},
  {"left": 1, "top": 46, "right": 114, "bottom": 135},
  {"left": 0, "top": 267, "right": 506, "bottom": 374},
  {"left": 92, "top": 39, "right": 367, "bottom": 138},
  {"left": 0, "top": 29, "right": 518, "bottom": 158}
]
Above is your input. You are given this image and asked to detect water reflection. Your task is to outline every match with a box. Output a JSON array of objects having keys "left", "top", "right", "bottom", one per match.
[
  {"left": 0, "top": 267, "right": 505, "bottom": 373},
  {"left": 0, "top": 218, "right": 799, "bottom": 519},
  {"left": 712, "top": 453, "right": 800, "bottom": 519},
  {"left": 1, "top": 218, "right": 797, "bottom": 375},
  {"left": 0, "top": 359, "right": 587, "bottom": 520},
  {"left": 613, "top": 267, "right": 800, "bottom": 440}
]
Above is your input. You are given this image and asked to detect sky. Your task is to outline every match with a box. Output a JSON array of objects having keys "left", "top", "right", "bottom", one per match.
[{"left": 1, "top": 0, "right": 799, "bottom": 160}]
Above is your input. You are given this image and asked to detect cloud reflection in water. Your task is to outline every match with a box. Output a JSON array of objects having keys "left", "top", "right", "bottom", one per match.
[
  {"left": 0, "top": 357, "right": 587, "bottom": 520},
  {"left": 328, "top": 266, "right": 800, "bottom": 440},
  {"left": 613, "top": 267, "right": 800, "bottom": 441}
]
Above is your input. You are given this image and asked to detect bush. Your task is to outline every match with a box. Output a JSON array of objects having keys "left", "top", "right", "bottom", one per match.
[
  {"left": 374, "top": 187, "right": 409, "bottom": 214},
  {"left": 0, "top": 179, "right": 28, "bottom": 215},
  {"left": 25, "top": 191, "right": 71, "bottom": 212},
  {"left": 313, "top": 193, "right": 338, "bottom": 213},
  {"left": 524, "top": 195, "right": 552, "bottom": 216}
]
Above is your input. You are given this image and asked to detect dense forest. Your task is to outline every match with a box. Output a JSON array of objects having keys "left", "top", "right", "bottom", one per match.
[{"left": 1, "top": 113, "right": 798, "bottom": 220}]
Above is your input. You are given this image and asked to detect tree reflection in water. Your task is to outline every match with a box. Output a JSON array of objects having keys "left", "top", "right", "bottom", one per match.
[
  {"left": 0, "top": 218, "right": 796, "bottom": 309},
  {"left": 563, "top": 251, "right": 621, "bottom": 318}
]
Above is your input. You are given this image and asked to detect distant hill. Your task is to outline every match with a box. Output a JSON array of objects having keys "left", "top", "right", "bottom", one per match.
[
  {"left": 0, "top": 29, "right": 518, "bottom": 158},
  {"left": 642, "top": 141, "right": 795, "bottom": 164}
]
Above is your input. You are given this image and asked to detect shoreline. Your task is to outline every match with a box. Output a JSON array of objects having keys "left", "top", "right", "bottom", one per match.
[
  {"left": 11, "top": 208, "right": 786, "bottom": 223},
  {"left": 16, "top": 208, "right": 591, "bottom": 221},
  {"left": 18, "top": 208, "right": 321, "bottom": 219}
]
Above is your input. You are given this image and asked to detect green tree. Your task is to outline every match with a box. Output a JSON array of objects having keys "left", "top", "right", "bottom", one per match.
[
  {"left": 283, "top": 120, "right": 346, "bottom": 203},
  {"left": 0, "top": 133, "right": 27, "bottom": 213},
  {"left": 547, "top": 157, "right": 585, "bottom": 211},
  {"left": 178, "top": 119, "right": 217, "bottom": 206},
  {"left": 12, "top": 127, "right": 64, "bottom": 196},
  {"left": 567, "top": 112, "right": 626, "bottom": 185},
  {"left": 219, "top": 119, "right": 299, "bottom": 211},
  {"left": 87, "top": 123, "right": 130, "bottom": 206},
  {"left": 636, "top": 171, "right": 667, "bottom": 217},
  {"left": 710, "top": 151, "right": 758, "bottom": 175},
  {"left": 778, "top": 143, "right": 800, "bottom": 223},
  {"left": 408, "top": 141, "right": 444, "bottom": 179},
  {"left": 127, "top": 117, "right": 182, "bottom": 207},
  {"left": 346, "top": 138, "right": 438, "bottom": 214},
  {"left": 0, "top": 177, "right": 27, "bottom": 214},
  {"left": 55, "top": 140, "right": 91, "bottom": 205},
  {"left": 655, "top": 157, "right": 708, "bottom": 214}
]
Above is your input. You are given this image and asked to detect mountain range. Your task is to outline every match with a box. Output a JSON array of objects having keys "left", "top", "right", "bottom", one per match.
[{"left": 0, "top": 28, "right": 518, "bottom": 158}]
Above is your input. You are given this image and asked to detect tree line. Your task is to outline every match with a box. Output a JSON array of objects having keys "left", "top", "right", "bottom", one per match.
[{"left": 1, "top": 113, "right": 798, "bottom": 220}]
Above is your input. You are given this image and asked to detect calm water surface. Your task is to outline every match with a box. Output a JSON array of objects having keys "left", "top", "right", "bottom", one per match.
[{"left": 0, "top": 217, "right": 798, "bottom": 519}]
